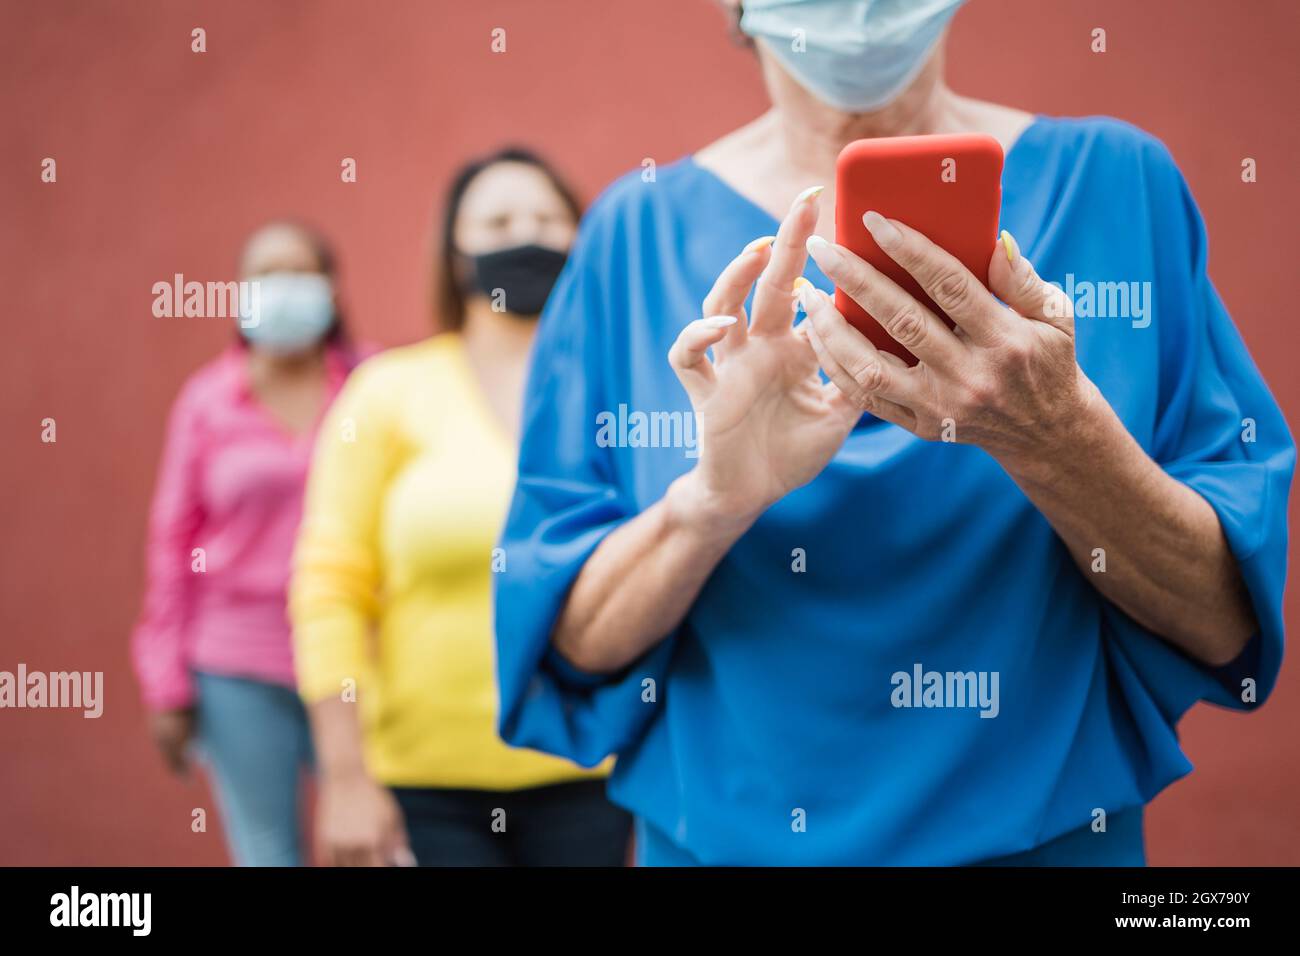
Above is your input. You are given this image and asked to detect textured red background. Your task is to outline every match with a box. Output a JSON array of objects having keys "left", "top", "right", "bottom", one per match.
[{"left": 1, "top": 0, "right": 1297, "bottom": 865}]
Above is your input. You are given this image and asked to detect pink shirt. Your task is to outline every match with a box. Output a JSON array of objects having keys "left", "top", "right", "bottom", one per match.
[{"left": 131, "top": 344, "right": 353, "bottom": 711}]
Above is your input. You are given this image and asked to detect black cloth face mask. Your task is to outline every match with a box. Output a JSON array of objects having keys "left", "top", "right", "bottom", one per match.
[{"left": 466, "top": 243, "right": 568, "bottom": 317}]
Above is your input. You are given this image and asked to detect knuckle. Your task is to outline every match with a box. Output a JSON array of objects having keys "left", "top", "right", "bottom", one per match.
[
  {"left": 820, "top": 252, "right": 861, "bottom": 290},
  {"left": 1016, "top": 266, "right": 1040, "bottom": 301},
  {"left": 775, "top": 231, "right": 802, "bottom": 255},
  {"left": 1002, "top": 334, "right": 1034, "bottom": 367},
  {"left": 754, "top": 271, "right": 788, "bottom": 301},
  {"left": 848, "top": 356, "right": 886, "bottom": 393},
  {"left": 1052, "top": 287, "right": 1075, "bottom": 321},
  {"left": 963, "top": 375, "right": 996, "bottom": 409},
  {"left": 884, "top": 242, "right": 917, "bottom": 271},
  {"left": 932, "top": 269, "right": 973, "bottom": 312},
  {"left": 885, "top": 303, "right": 927, "bottom": 349},
  {"left": 841, "top": 269, "right": 873, "bottom": 302}
]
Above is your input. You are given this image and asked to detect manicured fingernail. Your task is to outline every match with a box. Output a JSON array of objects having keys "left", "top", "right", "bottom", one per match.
[
  {"left": 805, "top": 234, "right": 842, "bottom": 267},
  {"left": 704, "top": 314, "right": 738, "bottom": 328},
  {"left": 792, "top": 277, "right": 815, "bottom": 312},
  {"left": 863, "top": 211, "right": 901, "bottom": 248},
  {"left": 744, "top": 235, "right": 776, "bottom": 254},
  {"left": 795, "top": 185, "right": 825, "bottom": 205},
  {"left": 1000, "top": 229, "right": 1020, "bottom": 267}
]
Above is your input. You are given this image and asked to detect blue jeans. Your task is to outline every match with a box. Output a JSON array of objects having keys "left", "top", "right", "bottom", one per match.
[{"left": 194, "top": 672, "right": 313, "bottom": 867}]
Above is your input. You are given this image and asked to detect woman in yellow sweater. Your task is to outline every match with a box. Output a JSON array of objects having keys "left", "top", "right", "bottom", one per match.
[{"left": 290, "top": 148, "right": 629, "bottom": 866}]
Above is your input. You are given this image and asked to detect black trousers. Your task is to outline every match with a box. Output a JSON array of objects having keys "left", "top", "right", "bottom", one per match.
[{"left": 391, "top": 779, "right": 632, "bottom": 866}]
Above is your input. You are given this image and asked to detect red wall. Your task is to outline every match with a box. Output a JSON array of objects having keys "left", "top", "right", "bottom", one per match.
[{"left": 2, "top": 0, "right": 1297, "bottom": 865}]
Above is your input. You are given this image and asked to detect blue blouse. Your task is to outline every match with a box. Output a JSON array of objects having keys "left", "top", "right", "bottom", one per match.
[{"left": 494, "top": 116, "right": 1293, "bottom": 865}]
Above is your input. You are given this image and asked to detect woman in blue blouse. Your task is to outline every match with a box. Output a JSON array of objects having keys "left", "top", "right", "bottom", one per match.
[{"left": 494, "top": 0, "right": 1294, "bottom": 865}]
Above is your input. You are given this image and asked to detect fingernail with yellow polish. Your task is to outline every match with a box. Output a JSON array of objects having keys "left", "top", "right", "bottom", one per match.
[
  {"left": 792, "top": 276, "right": 814, "bottom": 312},
  {"left": 1000, "top": 229, "right": 1020, "bottom": 267},
  {"left": 795, "top": 185, "right": 825, "bottom": 205},
  {"left": 744, "top": 235, "right": 776, "bottom": 254}
]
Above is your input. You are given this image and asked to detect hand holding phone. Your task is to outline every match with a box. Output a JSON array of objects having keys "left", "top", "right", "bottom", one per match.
[{"left": 834, "top": 133, "right": 1003, "bottom": 364}]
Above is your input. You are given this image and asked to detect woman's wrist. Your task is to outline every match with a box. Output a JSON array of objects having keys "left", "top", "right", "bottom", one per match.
[
  {"left": 994, "top": 368, "right": 1111, "bottom": 489},
  {"left": 322, "top": 764, "right": 371, "bottom": 787},
  {"left": 665, "top": 470, "right": 764, "bottom": 547},
  {"left": 308, "top": 697, "right": 372, "bottom": 786}
]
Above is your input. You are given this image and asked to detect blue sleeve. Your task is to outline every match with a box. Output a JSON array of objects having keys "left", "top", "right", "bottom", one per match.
[
  {"left": 1103, "top": 136, "right": 1293, "bottom": 721},
  {"left": 493, "top": 184, "right": 676, "bottom": 767}
]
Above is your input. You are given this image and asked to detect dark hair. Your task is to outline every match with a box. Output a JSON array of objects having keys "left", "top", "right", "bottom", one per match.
[
  {"left": 432, "top": 146, "right": 583, "bottom": 331},
  {"left": 236, "top": 220, "right": 353, "bottom": 354}
]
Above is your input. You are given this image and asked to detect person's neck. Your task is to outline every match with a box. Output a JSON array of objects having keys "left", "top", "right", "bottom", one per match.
[
  {"left": 769, "top": 69, "right": 958, "bottom": 185},
  {"left": 460, "top": 302, "right": 537, "bottom": 365},
  {"left": 245, "top": 343, "right": 327, "bottom": 382}
]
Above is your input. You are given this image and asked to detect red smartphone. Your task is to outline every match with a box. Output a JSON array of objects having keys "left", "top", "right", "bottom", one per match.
[{"left": 834, "top": 133, "right": 1004, "bottom": 365}]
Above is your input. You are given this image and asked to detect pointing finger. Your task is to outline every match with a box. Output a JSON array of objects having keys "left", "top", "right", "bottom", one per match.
[{"left": 751, "top": 185, "right": 823, "bottom": 335}]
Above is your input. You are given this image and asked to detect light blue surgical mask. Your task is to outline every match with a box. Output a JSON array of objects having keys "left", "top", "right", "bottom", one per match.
[
  {"left": 238, "top": 272, "right": 334, "bottom": 354},
  {"left": 740, "top": 0, "right": 965, "bottom": 113}
]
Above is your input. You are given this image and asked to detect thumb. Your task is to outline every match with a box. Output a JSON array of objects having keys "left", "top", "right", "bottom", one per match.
[
  {"left": 388, "top": 844, "right": 416, "bottom": 867},
  {"left": 385, "top": 818, "right": 416, "bottom": 867},
  {"left": 988, "top": 230, "right": 1073, "bottom": 335}
]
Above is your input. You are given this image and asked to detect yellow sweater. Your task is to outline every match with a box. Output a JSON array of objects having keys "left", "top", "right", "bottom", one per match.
[{"left": 290, "top": 334, "right": 606, "bottom": 789}]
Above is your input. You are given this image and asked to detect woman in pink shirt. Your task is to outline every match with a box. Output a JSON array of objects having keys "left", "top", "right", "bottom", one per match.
[{"left": 131, "top": 222, "right": 358, "bottom": 866}]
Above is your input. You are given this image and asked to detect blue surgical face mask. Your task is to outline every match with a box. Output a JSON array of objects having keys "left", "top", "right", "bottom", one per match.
[
  {"left": 740, "top": 0, "right": 965, "bottom": 113},
  {"left": 238, "top": 272, "right": 335, "bottom": 354}
]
